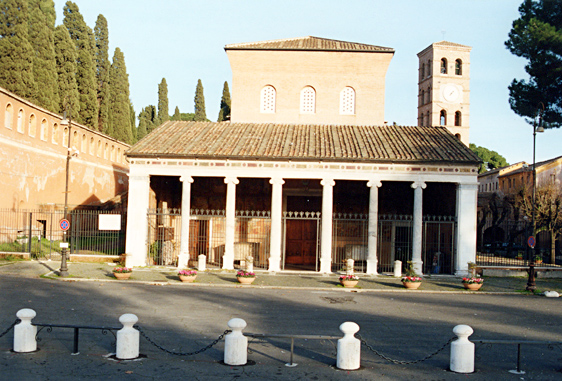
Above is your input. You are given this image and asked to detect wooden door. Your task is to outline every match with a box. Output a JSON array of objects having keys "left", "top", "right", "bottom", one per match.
[{"left": 285, "top": 220, "right": 318, "bottom": 266}]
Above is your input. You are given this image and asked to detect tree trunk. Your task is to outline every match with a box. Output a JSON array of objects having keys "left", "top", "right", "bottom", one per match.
[{"left": 551, "top": 230, "right": 556, "bottom": 264}]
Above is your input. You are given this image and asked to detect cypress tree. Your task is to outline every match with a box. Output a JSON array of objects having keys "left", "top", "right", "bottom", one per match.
[
  {"left": 129, "top": 101, "right": 137, "bottom": 143},
  {"left": 94, "top": 14, "right": 110, "bottom": 133},
  {"left": 54, "top": 24, "right": 79, "bottom": 115},
  {"left": 28, "top": 0, "right": 59, "bottom": 112},
  {"left": 158, "top": 78, "right": 169, "bottom": 123},
  {"left": 63, "top": 1, "right": 98, "bottom": 129},
  {"left": 194, "top": 79, "right": 207, "bottom": 121},
  {"left": 217, "top": 81, "right": 231, "bottom": 122},
  {"left": 0, "top": 0, "right": 36, "bottom": 100},
  {"left": 108, "top": 47, "right": 132, "bottom": 143},
  {"left": 137, "top": 108, "right": 149, "bottom": 141},
  {"left": 172, "top": 106, "right": 180, "bottom": 121}
]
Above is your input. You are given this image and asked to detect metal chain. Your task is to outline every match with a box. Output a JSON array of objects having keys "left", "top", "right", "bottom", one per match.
[
  {"left": 136, "top": 326, "right": 231, "bottom": 356},
  {"left": 356, "top": 334, "right": 455, "bottom": 365},
  {"left": 0, "top": 319, "right": 20, "bottom": 339}
]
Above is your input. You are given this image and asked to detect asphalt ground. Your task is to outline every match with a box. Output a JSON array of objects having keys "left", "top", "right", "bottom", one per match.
[{"left": 0, "top": 260, "right": 561, "bottom": 380}]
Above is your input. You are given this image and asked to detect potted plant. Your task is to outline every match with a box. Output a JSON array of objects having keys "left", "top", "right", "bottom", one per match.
[
  {"left": 462, "top": 277, "right": 484, "bottom": 291},
  {"left": 178, "top": 269, "right": 197, "bottom": 282},
  {"left": 236, "top": 270, "right": 256, "bottom": 285},
  {"left": 112, "top": 267, "right": 132, "bottom": 280},
  {"left": 401, "top": 261, "right": 422, "bottom": 289},
  {"left": 534, "top": 255, "right": 543, "bottom": 264},
  {"left": 339, "top": 274, "right": 359, "bottom": 288}
]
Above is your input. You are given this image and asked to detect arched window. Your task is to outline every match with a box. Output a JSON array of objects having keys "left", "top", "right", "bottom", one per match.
[
  {"left": 117, "top": 147, "right": 121, "bottom": 163},
  {"left": 300, "top": 86, "right": 315, "bottom": 114},
  {"left": 455, "top": 59, "right": 462, "bottom": 75},
  {"left": 5, "top": 104, "right": 13, "bottom": 129},
  {"left": 440, "top": 110, "right": 447, "bottom": 125},
  {"left": 455, "top": 133, "right": 461, "bottom": 140},
  {"left": 28, "top": 115, "right": 36, "bottom": 136},
  {"left": 260, "top": 85, "right": 276, "bottom": 113},
  {"left": 427, "top": 86, "right": 431, "bottom": 102},
  {"left": 420, "top": 113, "right": 424, "bottom": 126},
  {"left": 421, "top": 63, "right": 425, "bottom": 80},
  {"left": 427, "top": 59, "right": 431, "bottom": 77},
  {"left": 426, "top": 111, "right": 430, "bottom": 126},
  {"left": 90, "top": 137, "right": 95, "bottom": 155},
  {"left": 52, "top": 123, "right": 58, "bottom": 144},
  {"left": 72, "top": 131, "right": 78, "bottom": 149},
  {"left": 421, "top": 90, "right": 425, "bottom": 105},
  {"left": 40, "top": 119, "right": 47, "bottom": 141},
  {"left": 455, "top": 111, "right": 462, "bottom": 126},
  {"left": 97, "top": 140, "right": 102, "bottom": 157},
  {"left": 81, "top": 134, "right": 87, "bottom": 152},
  {"left": 340, "top": 87, "right": 355, "bottom": 115},
  {"left": 104, "top": 142, "right": 108, "bottom": 159},
  {"left": 17, "top": 109, "right": 24, "bottom": 133},
  {"left": 111, "top": 145, "right": 115, "bottom": 161},
  {"left": 63, "top": 127, "right": 69, "bottom": 147},
  {"left": 440, "top": 58, "right": 448, "bottom": 74}
]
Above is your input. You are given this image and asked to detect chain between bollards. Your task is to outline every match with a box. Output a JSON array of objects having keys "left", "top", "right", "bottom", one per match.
[
  {"left": 356, "top": 334, "right": 455, "bottom": 365},
  {"left": 0, "top": 319, "right": 20, "bottom": 339},
  {"left": 136, "top": 326, "right": 231, "bottom": 356}
]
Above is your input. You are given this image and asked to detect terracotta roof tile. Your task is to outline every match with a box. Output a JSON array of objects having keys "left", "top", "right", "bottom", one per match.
[
  {"left": 128, "top": 121, "right": 481, "bottom": 164},
  {"left": 225, "top": 36, "right": 394, "bottom": 53}
]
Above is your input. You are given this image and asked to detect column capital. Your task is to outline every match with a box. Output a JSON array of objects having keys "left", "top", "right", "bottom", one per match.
[
  {"left": 269, "top": 178, "right": 285, "bottom": 186},
  {"left": 411, "top": 181, "right": 427, "bottom": 190},
  {"left": 367, "top": 179, "right": 382, "bottom": 188},
  {"left": 180, "top": 176, "right": 194, "bottom": 184},
  {"left": 321, "top": 179, "right": 335, "bottom": 187},
  {"left": 224, "top": 176, "right": 240, "bottom": 185}
]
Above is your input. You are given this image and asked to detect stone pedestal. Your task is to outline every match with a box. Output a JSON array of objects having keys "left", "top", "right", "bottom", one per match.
[
  {"left": 116, "top": 314, "right": 139, "bottom": 360},
  {"left": 224, "top": 318, "right": 248, "bottom": 365},
  {"left": 13, "top": 309, "right": 37, "bottom": 353},
  {"left": 337, "top": 322, "right": 360, "bottom": 370}
]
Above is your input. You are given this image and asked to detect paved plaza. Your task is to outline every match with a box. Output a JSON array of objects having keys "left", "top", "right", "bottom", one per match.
[{"left": 0, "top": 260, "right": 561, "bottom": 380}]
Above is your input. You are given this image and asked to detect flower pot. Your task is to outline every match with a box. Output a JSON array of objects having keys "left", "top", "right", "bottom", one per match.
[
  {"left": 113, "top": 272, "right": 131, "bottom": 280},
  {"left": 463, "top": 283, "right": 482, "bottom": 291},
  {"left": 341, "top": 280, "right": 359, "bottom": 288},
  {"left": 402, "top": 281, "right": 421, "bottom": 289},
  {"left": 237, "top": 277, "right": 256, "bottom": 285},
  {"left": 179, "top": 275, "right": 197, "bottom": 283}
]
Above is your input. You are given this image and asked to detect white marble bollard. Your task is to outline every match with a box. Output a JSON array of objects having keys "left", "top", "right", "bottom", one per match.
[
  {"left": 13, "top": 309, "right": 37, "bottom": 353},
  {"left": 450, "top": 324, "right": 474, "bottom": 373},
  {"left": 393, "top": 260, "right": 402, "bottom": 277},
  {"left": 346, "top": 258, "right": 355, "bottom": 275},
  {"left": 116, "top": 314, "right": 139, "bottom": 360},
  {"left": 198, "top": 254, "right": 207, "bottom": 271},
  {"left": 224, "top": 318, "right": 247, "bottom": 366},
  {"left": 337, "top": 322, "right": 361, "bottom": 370},
  {"left": 245, "top": 255, "right": 254, "bottom": 273}
]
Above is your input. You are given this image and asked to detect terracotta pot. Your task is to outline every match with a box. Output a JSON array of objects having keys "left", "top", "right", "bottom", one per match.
[
  {"left": 463, "top": 282, "right": 483, "bottom": 291},
  {"left": 402, "top": 281, "right": 421, "bottom": 289},
  {"left": 237, "top": 276, "right": 256, "bottom": 285},
  {"left": 179, "top": 275, "right": 197, "bottom": 283},
  {"left": 341, "top": 280, "right": 359, "bottom": 288},
  {"left": 113, "top": 272, "right": 131, "bottom": 280}
]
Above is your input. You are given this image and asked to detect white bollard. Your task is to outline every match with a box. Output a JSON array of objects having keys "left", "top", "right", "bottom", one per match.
[
  {"left": 337, "top": 322, "right": 361, "bottom": 370},
  {"left": 224, "top": 318, "right": 247, "bottom": 366},
  {"left": 346, "top": 258, "right": 355, "bottom": 275},
  {"left": 198, "top": 254, "right": 207, "bottom": 271},
  {"left": 450, "top": 324, "right": 474, "bottom": 373},
  {"left": 13, "top": 309, "right": 37, "bottom": 353},
  {"left": 116, "top": 314, "right": 139, "bottom": 360},
  {"left": 393, "top": 260, "right": 402, "bottom": 277},
  {"left": 245, "top": 255, "right": 254, "bottom": 273}
]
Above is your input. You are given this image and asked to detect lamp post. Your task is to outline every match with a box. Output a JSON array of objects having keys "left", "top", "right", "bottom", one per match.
[
  {"left": 526, "top": 104, "right": 544, "bottom": 291},
  {"left": 59, "top": 106, "right": 72, "bottom": 277}
]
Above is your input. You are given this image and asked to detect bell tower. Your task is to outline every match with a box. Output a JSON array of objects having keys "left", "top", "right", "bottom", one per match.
[{"left": 417, "top": 41, "right": 472, "bottom": 145}]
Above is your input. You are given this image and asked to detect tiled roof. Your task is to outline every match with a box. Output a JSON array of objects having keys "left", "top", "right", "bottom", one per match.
[
  {"left": 225, "top": 36, "right": 394, "bottom": 53},
  {"left": 128, "top": 121, "right": 481, "bottom": 165},
  {"left": 433, "top": 41, "right": 472, "bottom": 49}
]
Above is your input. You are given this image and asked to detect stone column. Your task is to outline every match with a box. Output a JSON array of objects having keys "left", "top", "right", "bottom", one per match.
[
  {"left": 411, "top": 181, "right": 426, "bottom": 275},
  {"left": 366, "top": 180, "right": 382, "bottom": 275},
  {"left": 124, "top": 175, "right": 150, "bottom": 267},
  {"left": 269, "top": 178, "right": 284, "bottom": 272},
  {"left": 455, "top": 183, "right": 478, "bottom": 276},
  {"left": 223, "top": 177, "right": 239, "bottom": 270},
  {"left": 320, "top": 179, "right": 335, "bottom": 273},
  {"left": 178, "top": 176, "right": 194, "bottom": 269}
]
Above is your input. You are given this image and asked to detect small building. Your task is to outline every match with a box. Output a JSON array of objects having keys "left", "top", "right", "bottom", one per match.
[{"left": 125, "top": 37, "right": 480, "bottom": 275}]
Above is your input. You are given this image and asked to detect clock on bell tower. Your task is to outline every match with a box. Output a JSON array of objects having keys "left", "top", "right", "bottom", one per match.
[{"left": 417, "top": 41, "right": 472, "bottom": 146}]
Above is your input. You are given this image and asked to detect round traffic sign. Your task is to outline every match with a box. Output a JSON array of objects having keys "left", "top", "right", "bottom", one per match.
[
  {"left": 527, "top": 236, "right": 536, "bottom": 249},
  {"left": 60, "top": 219, "right": 70, "bottom": 231}
]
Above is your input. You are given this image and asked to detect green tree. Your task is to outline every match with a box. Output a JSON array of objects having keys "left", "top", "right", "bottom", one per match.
[
  {"left": 0, "top": 0, "right": 36, "bottom": 100},
  {"left": 217, "top": 81, "right": 231, "bottom": 122},
  {"left": 129, "top": 101, "right": 137, "bottom": 143},
  {"left": 137, "top": 105, "right": 158, "bottom": 140},
  {"left": 63, "top": 1, "right": 98, "bottom": 129},
  {"left": 505, "top": 0, "right": 562, "bottom": 128},
  {"left": 158, "top": 78, "right": 169, "bottom": 123},
  {"left": 108, "top": 48, "right": 132, "bottom": 143},
  {"left": 171, "top": 106, "right": 181, "bottom": 121},
  {"left": 54, "top": 24, "right": 79, "bottom": 114},
  {"left": 94, "top": 14, "right": 110, "bottom": 134},
  {"left": 28, "top": 0, "right": 58, "bottom": 111},
  {"left": 194, "top": 79, "right": 207, "bottom": 121},
  {"left": 469, "top": 143, "right": 509, "bottom": 173}
]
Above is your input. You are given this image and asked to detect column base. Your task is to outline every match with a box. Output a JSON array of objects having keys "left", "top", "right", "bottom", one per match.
[
  {"left": 320, "top": 259, "right": 332, "bottom": 273},
  {"left": 366, "top": 259, "right": 378, "bottom": 275},
  {"left": 177, "top": 253, "right": 189, "bottom": 269},
  {"left": 268, "top": 257, "right": 281, "bottom": 272},
  {"left": 412, "top": 260, "right": 423, "bottom": 276},
  {"left": 222, "top": 254, "right": 234, "bottom": 270}
]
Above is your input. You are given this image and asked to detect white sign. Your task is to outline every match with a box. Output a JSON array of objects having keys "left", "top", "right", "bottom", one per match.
[
  {"left": 99, "top": 214, "right": 121, "bottom": 231},
  {"left": 60, "top": 242, "right": 69, "bottom": 248}
]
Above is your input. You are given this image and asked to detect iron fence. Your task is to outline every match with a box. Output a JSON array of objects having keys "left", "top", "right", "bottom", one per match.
[
  {"left": 188, "top": 209, "right": 225, "bottom": 268},
  {"left": 147, "top": 208, "right": 182, "bottom": 266},
  {"left": 332, "top": 213, "right": 368, "bottom": 273}
]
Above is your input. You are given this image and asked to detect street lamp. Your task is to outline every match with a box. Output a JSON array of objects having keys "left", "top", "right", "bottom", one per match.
[
  {"left": 59, "top": 106, "right": 73, "bottom": 277},
  {"left": 526, "top": 103, "right": 544, "bottom": 291}
]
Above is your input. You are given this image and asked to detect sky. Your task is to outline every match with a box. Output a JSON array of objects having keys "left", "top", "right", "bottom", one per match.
[{"left": 52, "top": 0, "right": 561, "bottom": 165}]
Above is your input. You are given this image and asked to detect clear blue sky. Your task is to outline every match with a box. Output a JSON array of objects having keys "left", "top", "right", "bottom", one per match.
[{"left": 53, "top": 0, "right": 561, "bottom": 165}]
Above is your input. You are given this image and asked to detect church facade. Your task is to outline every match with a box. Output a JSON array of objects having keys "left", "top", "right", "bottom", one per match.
[{"left": 125, "top": 37, "right": 480, "bottom": 276}]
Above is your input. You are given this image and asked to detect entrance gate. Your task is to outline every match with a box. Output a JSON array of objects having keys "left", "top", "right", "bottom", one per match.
[{"left": 282, "top": 211, "right": 321, "bottom": 271}]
